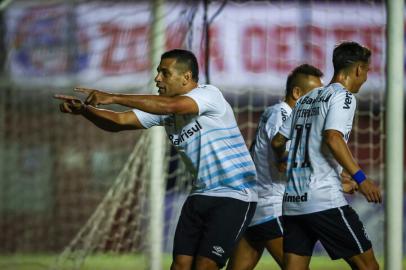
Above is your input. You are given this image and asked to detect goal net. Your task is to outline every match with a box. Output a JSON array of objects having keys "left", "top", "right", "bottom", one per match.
[{"left": 0, "top": 0, "right": 388, "bottom": 269}]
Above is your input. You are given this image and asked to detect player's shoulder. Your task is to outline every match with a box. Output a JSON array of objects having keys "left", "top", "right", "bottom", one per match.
[
  {"left": 263, "top": 101, "right": 283, "bottom": 116},
  {"left": 187, "top": 84, "right": 225, "bottom": 101},
  {"left": 262, "top": 101, "right": 289, "bottom": 124},
  {"left": 328, "top": 83, "right": 353, "bottom": 97},
  {"left": 329, "top": 83, "right": 356, "bottom": 103},
  {"left": 195, "top": 84, "right": 221, "bottom": 93}
]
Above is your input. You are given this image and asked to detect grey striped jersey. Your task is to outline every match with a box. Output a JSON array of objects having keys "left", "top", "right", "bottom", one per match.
[{"left": 133, "top": 84, "right": 258, "bottom": 202}]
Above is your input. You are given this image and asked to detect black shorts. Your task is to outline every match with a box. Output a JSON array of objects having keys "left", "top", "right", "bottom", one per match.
[
  {"left": 245, "top": 217, "right": 284, "bottom": 242},
  {"left": 283, "top": 205, "right": 372, "bottom": 260},
  {"left": 173, "top": 195, "right": 256, "bottom": 267}
]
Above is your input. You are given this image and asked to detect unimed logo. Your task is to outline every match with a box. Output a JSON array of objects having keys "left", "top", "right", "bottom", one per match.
[{"left": 283, "top": 192, "right": 308, "bottom": 202}]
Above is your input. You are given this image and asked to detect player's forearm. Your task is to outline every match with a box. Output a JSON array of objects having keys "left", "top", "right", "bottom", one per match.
[
  {"left": 82, "top": 106, "right": 135, "bottom": 132},
  {"left": 324, "top": 131, "right": 360, "bottom": 175},
  {"left": 111, "top": 94, "right": 175, "bottom": 114},
  {"left": 271, "top": 133, "right": 288, "bottom": 160}
]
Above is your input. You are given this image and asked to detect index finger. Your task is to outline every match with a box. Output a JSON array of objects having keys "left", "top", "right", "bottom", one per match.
[
  {"left": 74, "top": 87, "right": 95, "bottom": 95},
  {"left": 54, "top": 94, "right": 81, "bottom": 101}
]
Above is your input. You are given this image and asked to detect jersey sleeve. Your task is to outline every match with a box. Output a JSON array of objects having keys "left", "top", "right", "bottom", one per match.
[
  {"left": 278, "top": 113, "right": 293, "bottom": 140},
  {"left": 324, "top": 90, "right": 356, "bottom": 134},
  {"left": 132, "top": 109, "right": 163, "bottom": 128},
  {"left": 265, "top": 109, "right": 283, "bottom": 140},
  {"left": 183, "top": 85, "right": 226, "bottom": 117}
]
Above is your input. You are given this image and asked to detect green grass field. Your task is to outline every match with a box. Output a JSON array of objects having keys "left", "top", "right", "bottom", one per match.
[{"left": 0, "top": 254, "right": 403, "bottom": 270}]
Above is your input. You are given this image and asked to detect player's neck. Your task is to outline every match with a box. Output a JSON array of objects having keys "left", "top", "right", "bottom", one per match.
[
  {"left": 285, "top": 97, "right": 296, "bottom": 108},
  {"left": 178, "top": 82, "right": 199, "bottom": 95},
  {"left": 330, "top": 74, "right": 357, "bottom": 93}
]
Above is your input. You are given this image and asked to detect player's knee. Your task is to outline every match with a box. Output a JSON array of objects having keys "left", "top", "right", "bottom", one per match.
[
  {"left": 349, "top": 257, "right": 379, "bottom": 270},
  {"left": 170, "top": 262, "right": 186, "bottom": 270},
  {"left": 195, "top": 256, "right": 220, "bottom": 270},
  {"left": 364, "top": 260, "right": 379, "bottom": 270}
]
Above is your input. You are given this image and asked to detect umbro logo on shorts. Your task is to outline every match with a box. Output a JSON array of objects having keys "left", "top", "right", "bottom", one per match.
[{"left": 212, "top": 245, "right": 225, "bottom": 257}]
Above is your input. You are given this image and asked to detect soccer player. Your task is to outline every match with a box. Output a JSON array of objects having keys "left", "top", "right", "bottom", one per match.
[
  {"left": 271, "top": 41, "right": 381, "bottom": 270},
  {"left": 55, "top": 49, "right": 257, "bottom": 270},
  {"left": 226, "top": 64, "right": 323, "bottom": 270}
]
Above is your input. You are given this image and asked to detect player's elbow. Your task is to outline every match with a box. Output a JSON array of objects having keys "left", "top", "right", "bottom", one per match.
[
  {"left": 164, "top": 101, "right": 179, "bottom": 114},
  {"left": 116, "top": 112, "right": 143, "bottom": 130}
]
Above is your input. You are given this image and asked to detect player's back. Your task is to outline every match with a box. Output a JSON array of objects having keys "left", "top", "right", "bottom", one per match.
[{"left": 279, "top": 83, "right": 356, "bottom": 215}]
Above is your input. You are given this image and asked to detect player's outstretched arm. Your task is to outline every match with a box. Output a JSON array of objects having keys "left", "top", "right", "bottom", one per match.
[
  {"left": 54, "top": 94, "right": 144, "bottom": 132},
  {"left": 75, "top": 87, "right": 199, "bottom": 115},
  {"left": 324, "top": 130, "right": 382, "bottom": 203}
]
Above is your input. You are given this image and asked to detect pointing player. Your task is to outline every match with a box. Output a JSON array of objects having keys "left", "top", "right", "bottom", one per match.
[
  {"left": 55, "top": 49, "right": 257, "bottom": 270},
  {"left": 271, "top": 41, "right": 381, "bottom": 270},
  {"left": 226, "top": 64, "right": 323, "bottom": 270}
]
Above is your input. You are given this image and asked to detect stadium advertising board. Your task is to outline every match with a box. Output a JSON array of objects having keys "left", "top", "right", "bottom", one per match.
[{"left": 6, "top": 2, "right": 389, "bottom": 92}]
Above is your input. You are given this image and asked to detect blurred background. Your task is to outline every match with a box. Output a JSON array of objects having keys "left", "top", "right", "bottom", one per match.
[{"left": 0, "top": 0, "right": 404, "bottom": 269}]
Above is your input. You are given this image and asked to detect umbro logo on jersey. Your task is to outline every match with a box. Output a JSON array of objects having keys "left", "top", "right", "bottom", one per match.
[
  {"left": 343, "top": 92, "right": 352, "bottom": 109},
  {"left": 283, "top": 192, "right": 308, "bottom": 202},
  {"left": 212, "top": 245, "right": 225, "bottom": 257}
]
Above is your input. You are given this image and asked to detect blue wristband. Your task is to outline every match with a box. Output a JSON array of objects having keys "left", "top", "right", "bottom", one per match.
[
  {"left": 352, "top": 170, "right": 366, "bottom": 184},
  {"left": 279, "top": 156, "right": 288, "bottom": 163}
]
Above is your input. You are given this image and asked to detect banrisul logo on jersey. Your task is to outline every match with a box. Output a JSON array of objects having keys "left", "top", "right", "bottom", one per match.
[
  {"left": 168, "top": 120, "right": 203, "bottom": 146},
  {"left": 283, "top": 192, "right": 308, "bottom": 202}
]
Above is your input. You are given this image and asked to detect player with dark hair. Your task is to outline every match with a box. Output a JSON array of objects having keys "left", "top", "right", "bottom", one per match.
[
  {"left": 55, "top": 49, "right": 257, "bottom": 270},
  {"left": 226, "top": 64, "right": 324, "bottom": 270},
  {"left": 271, "top": 41, "right": 381, "bottom": 270}
]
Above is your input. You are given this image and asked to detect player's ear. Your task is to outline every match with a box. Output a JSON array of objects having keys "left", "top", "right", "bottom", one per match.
[
  {"left": 183, "top": 71, "right": 192, "bottom": 86},
  {"left": 355, "top": 63, "right": 363, "bottom": 77},
  {"left": 292, "top": 86, "right": 302, "bottom": 100}
]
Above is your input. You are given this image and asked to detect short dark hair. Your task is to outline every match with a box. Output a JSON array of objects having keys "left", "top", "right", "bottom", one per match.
[
  {"left": 333, "top": 41, "right": 371, "bottom": 74},
  {"left": 161, "top": 49, "right": 199, "bottom": 82},
  {"left": 285, "top": 64, "right": 323, "bottom": 98}
]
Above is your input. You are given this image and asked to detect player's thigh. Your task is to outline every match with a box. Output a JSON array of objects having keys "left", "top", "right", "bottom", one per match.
[
  {"left": 310, "top": 206, "right": 372, "bottom": 261},
  {"left": 195, "top": 255, "right": 220, "bottom": 270},
  {"left": 247, "top": 217, "right": 284, "bottom": 268},
  {"left": 198, "top": 197, "right": 256, "bottom": 268},
  {"left": 344, "top": 248, "right": 379, "bottom": 270},
  {"left": 265, "top": 236, "right": 284, "bottom": 268},
  {"left": 226, "top": 236, "right": 264, "bottom": 270},
  {"left": 171, "top": 255, "right": 194, "bottom": 270},
  {"left": 172, "top": 196, "right": 205, "bottom": 258},
  {"left": 284, "top": 252, "right": 312, "bottom": 270},
  {"left": 283, "top": 215, "right": 317, "bottom": 257}
]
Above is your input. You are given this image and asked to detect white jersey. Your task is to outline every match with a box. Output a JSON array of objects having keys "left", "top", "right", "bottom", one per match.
[
  {"left": 279, "top": 83, "right": 356, "bottom": 215},
  {"left": 249, "top": 102, "right": 291, "bottom": 226},
  {"left": 133, "top": 84, "right": 257, "bottom": 202}
]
